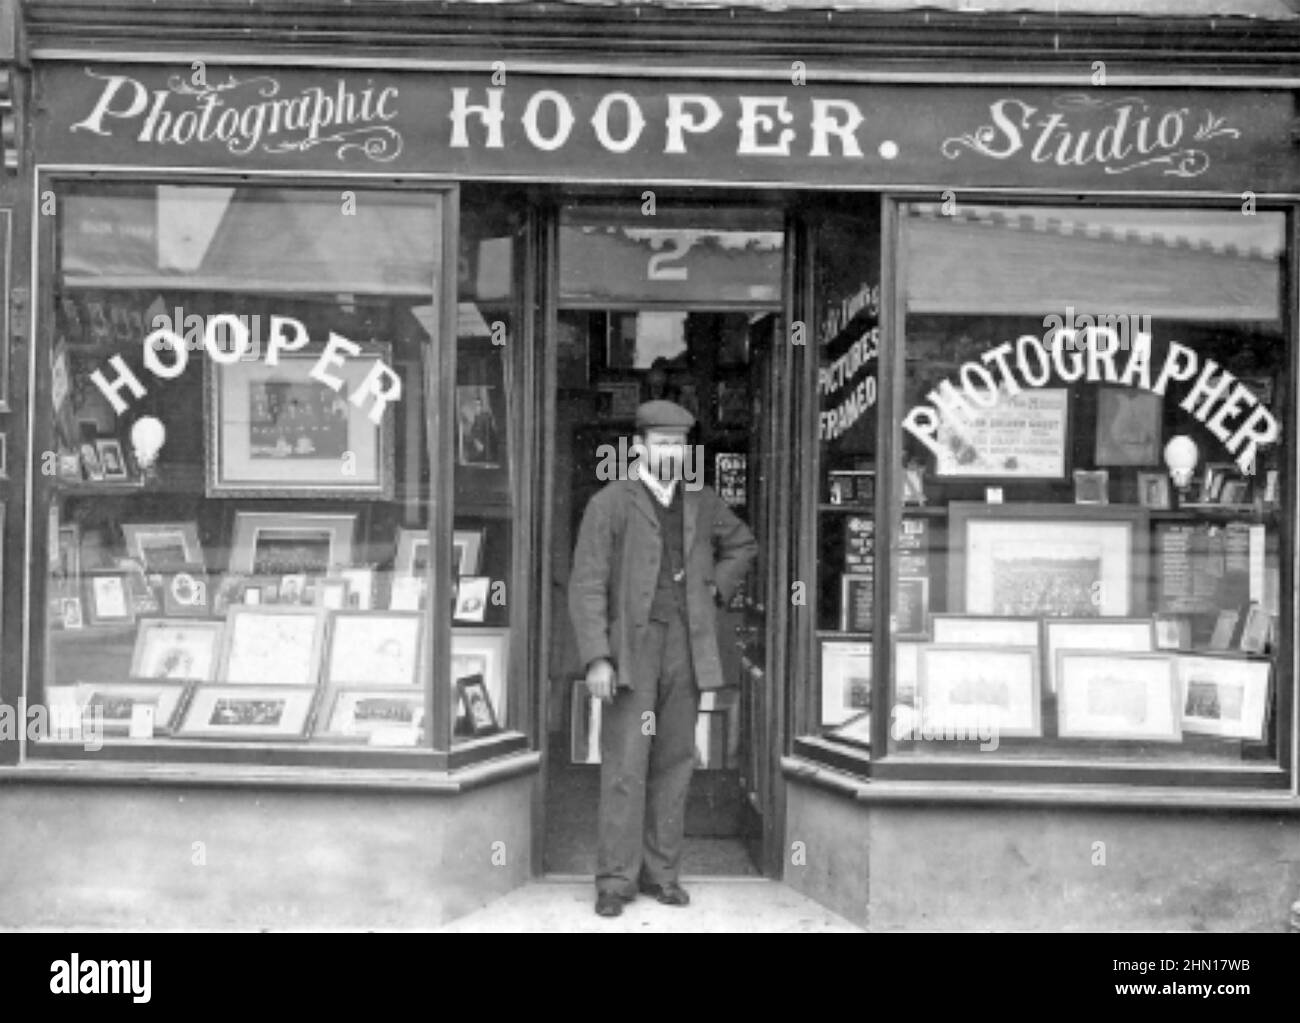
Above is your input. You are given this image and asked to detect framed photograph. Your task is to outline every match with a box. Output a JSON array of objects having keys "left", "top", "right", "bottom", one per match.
[
  {"left": 840, "top": 574, "right": 873, "bottom": 633},
  {"left": 61, "top": 596, "right": 84, "bottom": 630},
  {"left": 79, "top": 442, "right": 104, "bottom": 481},
  {"left": 95, "top": 438, "right": 129, "bottom": 481},
  {"left": 595, "top": 380, "right": 641, "bottom": 420},
  {"left": 205, "top": 348, "right": 395, "bottom": 499},
  {"left": 211, "top": 574, "right": 248, "bottom": 617},
  {"left": 1095, "top": 387, "right": 1162, "bottom": 466},
  {"left": 277, "top": 574, "right": 308, "bottom": 605},
  {"left": 1209, "top": 608, "right": 1240, "bottom": 650},
  {"left": 338, "top": 567, "right": 375, "bottom": 610},
  {"left": 324, "top": 611, "right": 423, "bottom": 688},
  {"left": 1153, "top": 613, "right": 1192, "bottom": 650},
  {"left": 1072, "top": 469, "right": 1109, "bottom": 505},
  {"left": 949, "top": 503, "right": 1145, "bottom": 618},
  {"left": 931, "top": 615, "right": 1039, "bottom": 648},
  {"left": 75, "top": 680, "right": 191, "bottom": 737},
  {"left": 122, "top": 522, "right": 205, "bottom": 573},
  {"left": 456, "top": 384, "right": 504, "bottom": 467},
  {"left": 916, "top": 645, "right": 1042, "bottom": 738},
  {"left": 1055, "top": 651, "right": 1181, "bottom": 741},
  {"left": 131, "top": 619, "right": 224, "bottom": 681},
  {"left": 217, "top": 605, "right": 329, "bottom": 688},
  {"left": 454, "top": 576, "right": 490, "bottom": 622},
  {"left": 313, "top": 578, "right": 350, "bottom": 610},
  {"left": 934, "top": 388, "right": 1070, "bottom": 479},
  {"left": 393, "top": 527, "right": 481, "bottom": 577},
  {"left": 82, "top": 571, "right": 135, "bottom": 626},
  {"left": 451, "top": 627, "right": 510, "bottom": 727},
  {"left": 175, "top": 685, "right": 317, "bottom": 741},
  {"left": 389, "top": 576, "right": 424, "bottom": 611},
  {"left": 229, "top": 511, "right": 356, "bottom": 575},
  {"left": 1137, "top": 472, "right": 1171, "bottom": 509},
  {"left": 1176, "top": 655, "right": 1270, "bottom": 740},
  {"left": 159, "top": 569, "right": 212, "bottom": 617},
  {"left": 819, "top": 638, "right": 872, "bottom": 727},
  {"left": 1042, "top": 617, "right": 1154, "bottom": 694},
  {"left": 318, "top": 687, "right": 426, "bottom": 742},
  {"left": 457, "top": 674, "right": 499, "bottom": 736}
]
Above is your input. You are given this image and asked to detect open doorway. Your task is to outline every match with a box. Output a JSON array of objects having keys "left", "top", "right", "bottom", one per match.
[{"left": 541, "top": 203, "right": 783, "bottom": 878}]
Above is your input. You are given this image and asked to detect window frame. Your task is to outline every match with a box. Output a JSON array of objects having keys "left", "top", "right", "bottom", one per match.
[
  {"left": 24, "top": 168, "right": 530, "bottom": 771},
  {"left": 794, "top": 191, "right": 1297, "bottom": 792}
]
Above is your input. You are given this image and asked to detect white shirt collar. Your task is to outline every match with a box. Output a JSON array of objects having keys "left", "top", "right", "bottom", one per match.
[{"left": 636, "top": 462, "right": 678, "bottom": 507}]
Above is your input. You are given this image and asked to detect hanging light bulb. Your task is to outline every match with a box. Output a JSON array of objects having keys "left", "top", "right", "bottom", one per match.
[
  {"left": 130, "top": 416, "right": 166, "bottom": 472},
  {"left": 1163, "top": 435, "right": 1199, "bottom": 491}
]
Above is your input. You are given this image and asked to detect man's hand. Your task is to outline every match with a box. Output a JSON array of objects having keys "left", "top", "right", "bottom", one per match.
[{"left": 586, "top": 658, "right": 617, "bottom": 702}]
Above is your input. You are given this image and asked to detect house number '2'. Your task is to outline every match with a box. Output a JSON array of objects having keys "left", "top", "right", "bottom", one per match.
[{"left": 646, "top": 236, "right": 693, "bottom": 281}]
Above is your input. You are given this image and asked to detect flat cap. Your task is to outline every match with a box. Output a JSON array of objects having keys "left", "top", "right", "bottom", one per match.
[{"left": 635, "top": 399, "right": 695, "bottom": 432}]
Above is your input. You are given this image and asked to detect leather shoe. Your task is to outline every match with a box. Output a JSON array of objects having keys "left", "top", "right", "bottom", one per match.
[
  {"left": 638, "top": 880, "right": 690, "bottom": 906},
  {"left": 595, "top": 892, "right": 632, "bottom": 917}
]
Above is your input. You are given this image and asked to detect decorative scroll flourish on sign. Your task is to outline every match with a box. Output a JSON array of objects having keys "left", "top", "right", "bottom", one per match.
[
  {"left": 71, "top": 68, "right": 404, "bottom": 163},
  {"left": 942, "top": 93, "right": 1240, "bottom": 179}
]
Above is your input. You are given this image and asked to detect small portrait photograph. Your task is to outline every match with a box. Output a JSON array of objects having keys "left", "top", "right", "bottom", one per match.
[
  {"left": 79, "top": 442, "right": 104, "bottom": 481},
  {"left": 1072, "top": 469, "right": 1109, "bottom": 505},
  {"left": 96, "top": 438, "right": 129, "bottom": 481},
  {"left": 456, "top": 384, "right": 501, "bottom": 467},
  {"left": 278, "top": 573, "right": 307, "bottom": 605},
  {"left": 1136, "top": 471, "right": 1171, "bottom": 509},
  {"left": 61, "top": 596, "right": 84, "bottom": 630},
  {"left": 458, "top": 674, "right": 499, "bottom": 735}
]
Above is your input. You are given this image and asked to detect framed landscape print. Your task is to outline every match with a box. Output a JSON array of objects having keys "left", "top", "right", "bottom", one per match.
[
  {"left": 916, "top": 645, "right": 1042, "bottom": 738},
  {"left": 1041, "top": 618, "right": 1154, "bottom": 694},
  {"left": 1055, "top": 651, "right": 1181, "bottom": 741},
  {"left": 122, "top": 522, "right": 204, "bottom": 572},
  {"left": 1175, "top": 655, "right": 1270, "bottom": 740},
  {"left": 324, "top": 611, "right": 423, "bottom": 688},
  {"left": 318, "top": 687, "right": 426, "bottom": 742},
  {"left": 217, "top": 605, "right": 329, "bottom": 688},
  {"left": 204, "top": 347, "right": 395, "bottom": 499},
  {"left": 175, "top": 685, "right": 317, "bottom": 740},
  {"left": 75, "top": 680, "right": 191, "bottom": 737},
  {"left": 229, "top": 511, "right": 356, "bottom": 574},
  {"left": 130, "top": 618, "right": 224, "bottom": 681},
  {"left": 949, "top": 503, "right": 1145, "bottom": 618}
]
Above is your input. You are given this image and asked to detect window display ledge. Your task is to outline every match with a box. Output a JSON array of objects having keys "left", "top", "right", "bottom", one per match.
[
  {"left": 782, "top": 755, "right": 1300, "bottom": 814},
  {"left": 0, "top": 747, "right": 540, "bottom": 795}
]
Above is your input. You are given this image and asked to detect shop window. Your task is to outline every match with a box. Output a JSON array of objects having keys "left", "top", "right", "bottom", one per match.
[
  {"left": 35, "top": 179, "right": 522, "bottom": 760},
  {"left": 856, "top": 202, "right": 1290, "bottom": 774}
]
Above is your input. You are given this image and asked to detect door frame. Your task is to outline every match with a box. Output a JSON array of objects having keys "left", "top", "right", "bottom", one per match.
[{"left": 530, "top": 189, "right": 795, "bottom": 879}]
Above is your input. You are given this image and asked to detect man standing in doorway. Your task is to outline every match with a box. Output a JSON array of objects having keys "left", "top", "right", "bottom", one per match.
[{"left": 569, "top": 399, "right": 758, "bottom": 918}]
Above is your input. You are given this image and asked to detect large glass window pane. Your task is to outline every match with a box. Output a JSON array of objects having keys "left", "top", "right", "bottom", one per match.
[
  {"left": 448, "top": 187, "right": 523, "bottom": 744},
  {"left": 42, "top": 181, "right": 442, "bottom": 753},
  {"left": 875, "top": 203, "right": 1288, "bottom": 768}
]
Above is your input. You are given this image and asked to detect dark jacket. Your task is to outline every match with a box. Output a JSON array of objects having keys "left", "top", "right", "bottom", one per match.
[{"left": 569, "top": 478, "right": 758, "bottom": 691}]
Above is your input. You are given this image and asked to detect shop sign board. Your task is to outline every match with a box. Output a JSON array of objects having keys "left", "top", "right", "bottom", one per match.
[{"left": 35, "top": 64, "right": 1300, "bottom": 192}]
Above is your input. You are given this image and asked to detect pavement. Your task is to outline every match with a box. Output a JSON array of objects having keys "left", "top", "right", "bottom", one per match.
[{"left": 439, "top": 876, "right": 863, "bottom": 932}]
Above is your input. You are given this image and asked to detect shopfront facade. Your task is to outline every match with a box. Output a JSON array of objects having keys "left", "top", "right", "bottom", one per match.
[{"left": 2, "top": 1, "right": 1300, "bottom": 930}]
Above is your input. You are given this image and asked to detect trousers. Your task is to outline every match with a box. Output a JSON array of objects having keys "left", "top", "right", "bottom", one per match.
[{"left": 596, "top": 615, "right": 699, "bottom": 896}]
